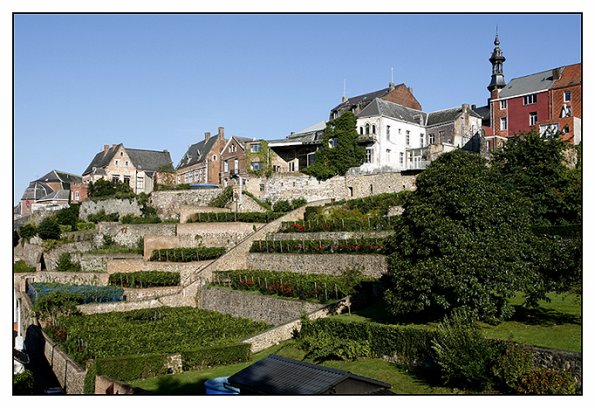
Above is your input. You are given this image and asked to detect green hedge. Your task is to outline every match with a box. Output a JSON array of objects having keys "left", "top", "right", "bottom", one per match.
[
  {"left": 181, "top": 343, "right": 252, "bottom": 371},
  {"left": 83, "top": 361, "right": 97, "bottom": 394},
  {"left": 109, "top": 271, "right": 180, "bottom": 288},
  {"left": 279, "top": 216, "right": 398, "bottom": 232},
  {"left": 188, "top": 211, "right": 284, "bottom": 223},
  {"left": 249, "top": 237, "right": 386, "bottom": 254},
  {"left": 300, "top": 318, "right": 436, "bottom": 368},
  {"left": 95, "top": 353, "right": 171, "bottom": 382},
  {"left": 120, "top": 214, "right": 162, "bottom": 224},
  {"left": 150, "top": 246, "right": 226, "bottom": 262}
]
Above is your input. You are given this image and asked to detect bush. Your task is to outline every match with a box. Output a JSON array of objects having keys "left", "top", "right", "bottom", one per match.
[
  {"left": 121, "top": 213, "right": 161, "bottom": 224},
  {"left": 56, "top": 252, "right": 81, "bottom": 272},
  {"left": 14, "top": 260, "right": 35, "bottom": 272},
  {"left": 492, "top": 343, "right": 535, "bottom": 392},
  {"left": 55, "top": 204, "right": 80, "bottom": 230},
  {"left": 209, "top": 186, "right": 233, "bottom": 208},
  {"left": 431, "top": 311, "right": 500, "bottom": 390},
  {"left": 249, "top": 237, "right": 386, "bottom": 254},
  {"left": 101, "top": 234, "right": 116, "bottom": 248},
  {"left": 515, "top": 368, "right": 577, "bottom": 394},
  {"left": 300, "top": 331, "right": 371, "bottom": 362},
  {"left": 96, "top": 353, "right": 171, "bottom": 382},
  {"left": 18, "top": 223, "right": 37, "bottom": 241},
  {"left": 13, "top": 370, "right": 35, "bottom": 395},
  {"left": 109, "top": 271, "right": 180, "bottom": 288},
  {"left": 76, "top": 221, "right": 96, "bottom": 231},
  {"left": 37, "top": 217, "right": 61, "bottom": 240},
  {"left": 150, "top": 246, "right": 226, "bottom": 262},
  {"left": 87, "top": 210, "right": 120, "bottom": 223},
  {"left": 181, "top": 343, "right": 252, "bottom": 371},
  {"left": 83, "top": 361, "right": 97, "bottom": 394},
  {"left": 272, "top": 198, "right": 307, "bottom": 213}
]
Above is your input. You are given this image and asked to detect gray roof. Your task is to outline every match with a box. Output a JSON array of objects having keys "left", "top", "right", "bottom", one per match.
[
  {"left": 269, "top": 120, "right": 327, "bottom": 147},
  {"left": 36, "top": 189, "right": 70, "bottom": 202},
  {"left": 21, "top": 181, "right": 53, "bottom": 201},
  {"left": 34, "top": 170, "right": 82, "bottom": 185},
  {"left": 473, "top": 105, "right": 490, "bottom": 121},
  {"left": 358, "top": 98, "right": 427, "bottom": 125},
  {"left": 126, "top": 148, "right": 172, "bottom": 172},
  {"left": 331, "top": 86, "right": 393, "bottom": 111},
  {"left": 426, "top": 106, "right": 482, "bottom": 127},
  {"left": 82, "top": 144, "right": 122, "bottom": 176},
  {"left": 228, "top": 354, "right": 391, "bottom": 395},
  {"left": 177, "top": 136, "right": 220, "bottom": 170},
  {"left": 498, "top": 68, "right": 556, "bottom": 99}
]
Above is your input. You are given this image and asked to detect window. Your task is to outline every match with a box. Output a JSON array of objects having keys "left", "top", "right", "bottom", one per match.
[
  {"left": 250, "top": 162, "right": 262, "bottom": 171},
  {"left": 386, "top": 125, "right": 390, "bottom": 140},
  {"left": 123, "top": 176, "right": 130, "bottom": 185},
  {"left": 307, "top": 152, "right": 316, "bottom": 166},
  {"left": 429, "top": 133, "right": 435, "bottom": 144},
  {"left": 529, "top": 112, "right": 538, "bottom": 126},
  {"left": 115, "top": 160, "right": 120, "bottom": 166},
  {"left": 523, "top": 94, "right": 537, "bottom": 105},
  {"left": 224, "top": 160, "right": 229, "bottom": 172},
  {"left": 120, "top": 152, "right": 123, "bottom": 157},
  {"left": 137, "top": 176, "right": 144, "bottom": 190},
  {"left": 372, "top": 125, "right": 376, "bottom": 134},
  {"left": 125, "top": 161, "right": 129, "bottom": 166},
  {"left": 399, "top": 152, "right": 404, "bottom": 166},
  {"left": 234, "top": 159, "right": 239, "bottom": 171},
  {"left": 500, "top": 117, "right": 508, "bottom": 131},
  {"left": 212, "top": 155, "right": 217, "bottom": 161},
  {"left": 229, "top": 144, "right": 236, "bottom": 153},
  {"left": 74, "top": 191, "right": 80, "bottom": 201},
  {"left": 365, "top": 148, "right": 374, "bottom": 163},
  {"left": 289, "top": 161, "right": 297, "bottom": 172},
  {"left": 398, "top": 128, "right": 402, "bottom": 134},
  {"left": 194, "top": 170, "right": 199, "bottom": 182},
  {"left": 365, "top": 123, "right": 370, "bottom": 135},
  {"left": 112, "top": 175, "right": 120, "bottom": 183},
  {"left": 500, "top": 100, "right": 507, "bottom": 109},
  {"left": 561, "top": 105, "right": 572, "bottom": 118},
  {"left": 359, "top": 127, "right": 363, "bottom": 135},
  {"left": 564, "top": 91, "right": 571, "bottom": 102},
  {"left": 406, "top": 130, "right": 410, "bottom": 146},
  {"left": 439, "top": 130, "right": 445, "bottom": 142},
  {"left": 259, "top": 183, "right": 265, "bottom": 192},
  {"left": 386, "top": 149, "right": 391, "bottom": 162},
  {"left": 420, "top": 133, "right": 424, "bottom": 147},
  {"left": 250, "top": 144, "right": 261, "bottom": 153}
]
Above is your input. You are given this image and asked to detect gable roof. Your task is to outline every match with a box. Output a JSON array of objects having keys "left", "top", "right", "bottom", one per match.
[
  {"left": 473, "top": 105, "right": 491, "bottom": 121},
  {"left": 34, "top": 170, "right": 82, "bottom": 185},
  {"left": 177, "top": 136, "right": 220, "bottom": 170},
  {"left": 358, "top": 98, "right": 427, "bottom": 125},
  {"left": 82, "top": 144, "right": 122, "bottom": 176},
  {"left": 332, "top": 86, "right": 393, "bottom": 112},
  {"left": 552, "top": 63, "right": 581, "bottom": 89},
  {"left": 426, "top": 106, "right": 482, "bottom": 127},
  {"left": 269, "top": 120, "right": 326, "bottom": 147},
  {"left": 227, "top": 354, "right": 391, "bottom": 395},
  {"left": 498, "top": 68, "right": 556, "bottom": 99},
  {"left": 35, "top": 189, "right": 70, "bottom": 202},
  {"left": 21, "top": 181, "right": 53, "bottom": 201},
  {"left": 126, "top": 148, "right": 172, "bottom": 172}
]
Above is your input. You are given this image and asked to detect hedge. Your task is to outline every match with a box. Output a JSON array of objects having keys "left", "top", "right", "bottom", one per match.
[
  {"left": 27, "top": 283, "right": 124, "bottom": 304},
  {"left": 279, "top": 216, "right": 398, "bottom": 232},
  {"left": 150, "top": 246, "right": 226, "bottom": 262},
  {"left": 181, "top": 343, "right": 252, "bottom": 371},
  {"left": 188, "top": 211, "right": 285, "bottom": 223},
  {"left": 249, "top": 237, "right": 386, "bottom": 254},
  {"left": 109, "top": 271, "right": 180, "bottom": 288}
]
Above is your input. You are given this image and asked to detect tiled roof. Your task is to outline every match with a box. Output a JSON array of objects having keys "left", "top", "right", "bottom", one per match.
[
  {"left": 358, "top": 98, "right": 427, "bottom": 125},
  {"left": 552, "top": 63, "right": 581, "bottom": 88},
  {"left": 227, "top": 354, "right": 391, "bottom": 395},
  {"left": 498, "top": 69, "right": 556, "bottom": 99},
  {"left": 177, "top": 136, "right": 220, "bottom": 170}
]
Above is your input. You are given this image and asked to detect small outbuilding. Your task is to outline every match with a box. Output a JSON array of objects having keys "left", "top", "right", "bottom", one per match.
[{"left": 227, "top": 354, "right": 393, "bottom": 395}]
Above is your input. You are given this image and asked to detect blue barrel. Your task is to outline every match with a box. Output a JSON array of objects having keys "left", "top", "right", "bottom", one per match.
[{"left": 204, "top": 377, "right": 240, "bottom": 395}]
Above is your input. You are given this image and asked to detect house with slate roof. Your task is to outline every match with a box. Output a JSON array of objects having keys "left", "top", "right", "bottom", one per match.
[
  {"left": 220, "top": 135, "right": 261, "bottom": 185},
  {"left": 82, "top": 144, "right": 173, "bottom": 194},
  {"left": 330, "top": 82, "right": 421, "bottom": 119},
  {"left": 19, "top": 170, "right": 82, "bottom": 216},
  {"left": 479, "top": 35, "right": 582, "bottom": 147},
  {"left": 268, "top": 120, "right": 327, "bottom": 173},
  {"left": 227, "top": 354, "right": 393, "bottom": 395},
  {"left": 176, "top": 127, "right": 227, "bottom": 185}
]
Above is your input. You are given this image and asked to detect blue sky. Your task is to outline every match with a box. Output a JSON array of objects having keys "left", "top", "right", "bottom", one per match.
[{"left": 12, "top": 13, "right": 581, "bottom": 204}]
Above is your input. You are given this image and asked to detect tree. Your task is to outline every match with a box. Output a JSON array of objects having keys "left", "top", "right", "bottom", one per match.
[
  {"left": 37, "top": 217, "right": 61, "bottom": 240},
  {"left": 88, "top": 179, "right": 115, "bottom": 198},
  {"left": 382, "top": 150, "right": 549, "bottom": 323},
  {"left": 33, "top": 291, "right": 82, "bottom": 326},
  {"left": 55, "top": 204, "right": 80, "bottom": 230},
  {"left": 303, "top": 112, "right": 365, "bottom": 180},
  {"left": 18, "top": 223, "right": 37, "bottom": 242}
]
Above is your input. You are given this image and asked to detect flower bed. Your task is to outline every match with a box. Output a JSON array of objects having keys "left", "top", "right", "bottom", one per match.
[{"left": 249, "top": 237, "right": 386, "bottom": 254}]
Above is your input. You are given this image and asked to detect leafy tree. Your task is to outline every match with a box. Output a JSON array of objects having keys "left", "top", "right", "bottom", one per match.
[
  {"left": 88, "top": 179, "right": 115, "bottom": 198},
  {"left": 55, "top": 204, "right": 80, "bottom": 230},
  {"left": 338, "top": 268, "right": 364, "bottom": 315},
  {"left": 56, "top": 252, "right": 81, "bottom": 272},
  {"left": 304, "top": 112, "right": 365, "bottom": 179},
  {"left": 37, "top": 217, "right": 61, "bottom": 240},
  {"left": 33, "top": 291, "right": 82, "bottom": 326},
  {"left": 18, "top": 223, "right": 37, "bottom": 242},
  {"left": 382, "top": 150, "right": 548, "bottom": 322},
  {"left": 491, "top": 131, "right": 581, "bottom": 226}
]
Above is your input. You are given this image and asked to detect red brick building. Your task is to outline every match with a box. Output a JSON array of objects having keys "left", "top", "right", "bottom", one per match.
[{"left": 478, "top": 35, "right": 581, "bottom": 145}]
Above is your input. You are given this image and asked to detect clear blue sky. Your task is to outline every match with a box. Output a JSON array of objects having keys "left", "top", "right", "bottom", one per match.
[{"left": 13, "top": 13, "right": 581, "bottom": 205}]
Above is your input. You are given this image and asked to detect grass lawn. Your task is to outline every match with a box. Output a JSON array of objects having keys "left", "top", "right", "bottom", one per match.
[
  {"left": 333, "top": 292, "right": 581, "bottom": 352},
  {"left": 131, "top": 341, "right": 459, "bottom": 395}
]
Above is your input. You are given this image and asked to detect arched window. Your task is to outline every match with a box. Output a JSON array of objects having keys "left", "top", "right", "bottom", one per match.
[
  {"left": 365, "top": 123, "right": 370, "bottom": 134},
  {"left": 359, "top": 127, "right": 363, "bottom": 135},
  {"left": 372, "top": 125, "right": 376, "bottom": 134}
]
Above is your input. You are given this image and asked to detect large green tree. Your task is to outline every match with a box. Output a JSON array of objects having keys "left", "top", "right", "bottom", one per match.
[
  {"left": 382, "top": 149, "right": 578, "bottom": 323},
  {"left": 304, "top": 112, "right": 365, "bottom": 180}
]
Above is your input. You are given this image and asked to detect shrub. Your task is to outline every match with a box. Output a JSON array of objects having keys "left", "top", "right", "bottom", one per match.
[
  {"left": 515, "top": 368, "right": 577, "bottom": 394},
  {"left": 76, "top": 221, "right": 96, "bottom": 231},
  {"left": 14, "top": 260, "right": 35, "bottom": 273},
  {"left": 492, "top": 343, "right": 535, "bottom": 392},
  {"left": 88, "top": 210, "right": 120, "bottom": 223},
  {"left": 150, "top": 246, "right": 226, "bottom": 262},
  {"left": 209, "top": 186, "right": 233, "bottom": 208},
  {"left": 18, "top": 223, "right": 37, "bottom": 241},
  {"left": 56, "top": 252, "right": 81, "bottom": 272},
  {"left": 101, "top": 234, "right": 116, "bottom": 248},
  {"left": 83, "top": 361, "right": 97, "bottom": 394},
  {"left": 121, "top": 213, "right": 161, "bottom": 224},
  {"left": 13, "top": 370, "right": 35, "bottom": 395},
  {"left": 249, "top": 237, "right": 386, "bottom": 254},
  {"left": 181, "top": 343, "right": 252, "bottom": 371},
  {"left": 55, "top": 204, "right": 80, "bottom": 230},
  {"left": 300, "top": 331, "right": 371, "bottom": 362},
  {"left": 431, "top": 311, "right": 500, "bottom": 390},
  {"left": 109, "top": 271, "right": 180, "bottom": 288},
  {"left": 188, "top": 211, "right": 284, "bottom": 223},
  {"left": 95, "top": 353, "right": 171, "bottom": 382},
  {"left": 37, "top": 217, "right": 61, "bottom": 240},
  {"left": 243, "top": 191, "right": 272, "bottom": 211}
]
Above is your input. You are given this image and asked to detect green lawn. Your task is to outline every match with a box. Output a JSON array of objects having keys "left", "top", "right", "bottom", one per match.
[{"left": 131, "top": 341, "right": 459, "bottom": 395}]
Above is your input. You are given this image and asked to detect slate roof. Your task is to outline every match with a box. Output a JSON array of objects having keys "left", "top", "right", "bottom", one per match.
[
  {"left": 426, "top": 106, "right": 482, "bottom": 127},
  {"left": 35, "top": 190, "right": 70, "bottom": 202},
  {"left": 269, "top": 120, "right": 326, "bottom": 146},
  {"left": 21, "top": 181, "right": 53, "bottom": 201},
  {"left": 331, "top": 85, "right": 395, "bottom": 111},
  {"left": 34, "top": 170, "right": 82, "bottom": 184},
  {"left": 177, "top": 136, "right": 220, "bottom": 170},
  {"left": 552, "top": 63, "right": 581, "bottom": 88},
  {"left": 227, "top": 354, "right": 391, "bottom": 395},
  {"left": 498, "top": 68, "right": 556, "bottom": 99},
  {"left": 473, "top": 105, "right": 491, "bottom": 121},
  {"left": 82, "top": 144, "right": 122, "bottom": 176},
  {"left": 84, "top": 144, "right": 173, "bottom": 175},
  {"left": 358, "top": 98, "right": 427, "bottom": 125}
]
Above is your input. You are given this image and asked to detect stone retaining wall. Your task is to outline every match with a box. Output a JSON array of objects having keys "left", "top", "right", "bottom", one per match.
[
  {"left": 79, "top": 198, "right": 142, "bottom": 221},
  {"left": 95, "top": 222, "right": 177, "bottom": 247},
  {"left": 150, "top": 190, "right": 223, "bottom": 218},
  {"left": 179, "top": 205, "right": 230, "bottom": 223},
  {"left": 531, "top": 347, "right": 583, "bottom": 385},
  {"left": 245, "top": 253, "right": 387, "bottom": 277},
  {"left": 76, "top": 299, "right": 163, "bottom": 315},
  {"left": 268, "top": 231, "right": 393, "bottom": 241},
  {"left": 122, "top": 287, "right": 181, "bottom": 302},
  {"left": 16, "top": 271, "right": 109, "bottom": 287},
  {"left": 200, "top": 286, "right": 322, "bottom": 326},
  {"left": 106, "top": 258, "right": 209, "bottom": 275}
]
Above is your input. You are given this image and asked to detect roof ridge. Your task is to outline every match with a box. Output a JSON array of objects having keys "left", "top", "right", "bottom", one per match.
[{"left": 377, "top": 98, "right": 425, "bottom": 113}]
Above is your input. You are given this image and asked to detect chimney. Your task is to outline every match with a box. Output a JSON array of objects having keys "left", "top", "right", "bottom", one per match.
[
  {"left": 341, "top": 96, "right": 347, "bottom": 103},
  {"left": 553, "top": 68, "right": 561, "bottom": 80},
  {"left": 462, "top": 103, "right": 470, "bottom": 111},
  {"left": 471, "top": 104, "right": 477, "bottom": 110},
  {"left": 103, "top": 144, "right": 109, "bottom": 154},
  {"left": 389, "top": 82, "right": 395, "bottom": 91},
  {"left": 218, "top": 127, "right": 225, "bottom": 139},
  {"left": 204, "top": 132, "right": 211, "bottom": 141},
  {"left": 112, "top": 144, "right": 117, "bottom": 149}
]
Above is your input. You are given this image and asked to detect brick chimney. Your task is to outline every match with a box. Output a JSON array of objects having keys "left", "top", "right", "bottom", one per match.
[
  {"left": 553, "top": 68, "right": 561, "bottom": 80},
  {"left": 103, "top": 144, "right": 109, "bottom": 154},
  {"left": 389, "top": 82, "right": 395, "bottom": 91},
  {"left": 204, "top": 132, "right": 211, "bottom": 141},
  {"left": 217, "top": 127, "right": 225, "bottom": 139}
]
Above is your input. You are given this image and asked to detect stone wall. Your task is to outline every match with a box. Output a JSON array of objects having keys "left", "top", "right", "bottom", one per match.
[
  {"left": 200, "top": 287, "right": 322, "bottom": 326},
  {"left": 16, "top": 271, "right": 109, "bottom": 286},
  {"left": 95, "top": 222, "right": 177, "bottom": 247},
  {"left": 245, "top": 253, "right": 387, "bottom": 277},
  {"left": 95, "top": 376, "right": 137, "bottom": 394},
  {"left": 268, "top": 231, "right": 393, "bottom": 241},
  {"left": 106, "top": 258, "right": 210, "bottom": 276},
  {"left": 123, "top": 287, "right": 181, "bottom": 302},
  {"left": 76, "top": 299, "right": 163, "bottom": 315},
  {"left": 79, "top": 198, "right": 142, "bottom": 221},
  {"left": 531, "top": 347, "right": 582, "bottom": 385},
  {"left": 14, "top": 242, "right": 43, "bottom": 268},
  {"left": 43, "top": 241, "right": 95, "bottom": 271},
  {"left": 150, "top": 189, "right": 223, "bottom": 219}
]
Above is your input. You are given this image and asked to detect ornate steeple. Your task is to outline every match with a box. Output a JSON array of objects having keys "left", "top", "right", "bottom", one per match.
[{"left": 487, "top": 33, "right": 506, "bottom": 93}]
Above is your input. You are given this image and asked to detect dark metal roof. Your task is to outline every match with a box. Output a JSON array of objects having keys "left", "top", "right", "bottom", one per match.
[
  {"left": 176, "top": 136, "right": 220, "bottom": 170},
  {"left": 21, "top": 181, "right": 53, "bottom": 201},
  {"left": 331, "top": 86, "right": 392, "bottom": 112},
  {"left": 126, "top": 148, "right": 172, "bottom": 172},
  {"left": 227, "top": 354, "right": 391, "bottom": 395},
  {"left": 34, "top": 170, "right": 82, "bottom": 184},
  {"left": 358, "top": 98, "right": 427, "bottom": 125},
  {"left": 473, "top": 105, "right": 491, "bottom": 121}
]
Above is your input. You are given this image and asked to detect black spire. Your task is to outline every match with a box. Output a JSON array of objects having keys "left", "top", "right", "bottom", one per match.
[{"left": 488, "top": 33, "right": 506, "bottom": 92}]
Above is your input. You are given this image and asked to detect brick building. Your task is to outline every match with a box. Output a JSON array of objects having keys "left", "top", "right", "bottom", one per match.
[
  {"left": 477, "top": 35, "right": 581, "bottom": 147},
  {"left": 19, "top": 170, "right": 82, "bottom": 216},
  {"left": 176, "top": 127, "right": 227, "bottom": 185}
]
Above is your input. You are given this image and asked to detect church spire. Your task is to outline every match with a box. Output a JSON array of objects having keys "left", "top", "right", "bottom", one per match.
[{"left": 487, "top": 32, "right": 506, "bottom": 94}]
